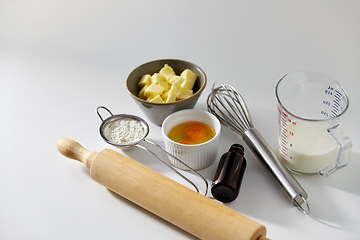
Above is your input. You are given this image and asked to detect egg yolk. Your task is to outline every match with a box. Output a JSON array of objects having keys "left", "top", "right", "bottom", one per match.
[
  {"left": 167, "top": 121, "right": 215, "bottom": 145},
  {"left": 184, "top": 125, "right": 207, "bottom": 142}
]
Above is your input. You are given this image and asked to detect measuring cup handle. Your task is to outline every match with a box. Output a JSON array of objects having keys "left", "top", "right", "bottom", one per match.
[{"left": 319, "top": 125, "right": 353, "bottom": 176}]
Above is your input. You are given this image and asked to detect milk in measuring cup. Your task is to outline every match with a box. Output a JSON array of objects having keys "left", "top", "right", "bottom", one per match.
[{"left": 279, "top": 121, "right": 339, "bottom": 173}]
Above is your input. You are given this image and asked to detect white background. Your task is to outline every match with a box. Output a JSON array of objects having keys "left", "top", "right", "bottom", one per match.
[{"left": 1, "top": 1, "right": 359, "bottom": 239}]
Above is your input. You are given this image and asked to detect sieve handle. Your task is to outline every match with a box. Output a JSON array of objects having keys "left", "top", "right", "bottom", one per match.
[
  {"left": 96, "top": 106, "right": 114, "bottom": 121},
  {"left": 243, "top": 128, "right": 309, "bottom": 214}
]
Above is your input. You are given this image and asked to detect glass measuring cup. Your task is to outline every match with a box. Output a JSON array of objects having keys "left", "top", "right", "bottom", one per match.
[
  {"left": 96, "top": 106, "right": 209, "bottom": 195},
  {"left": 275, "top": 71, "right": 352, "bottom": 176}
]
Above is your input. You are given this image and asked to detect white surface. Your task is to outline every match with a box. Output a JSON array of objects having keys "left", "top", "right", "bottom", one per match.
[{"left": 1, "top": 1, "right": 359, "bottom": 239}]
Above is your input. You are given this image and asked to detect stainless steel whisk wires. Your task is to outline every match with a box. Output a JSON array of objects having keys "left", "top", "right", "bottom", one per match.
[
  {"left": 207, "top": 82, "right": 253, "bottom": 135},
  {"left": 207, "top": 82, "right": 310, "bottom": 214}
]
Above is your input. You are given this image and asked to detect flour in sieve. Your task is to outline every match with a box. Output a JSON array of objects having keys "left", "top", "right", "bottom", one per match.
[{"left": 105, "top": 118, "right": 145, "bottom": 144}]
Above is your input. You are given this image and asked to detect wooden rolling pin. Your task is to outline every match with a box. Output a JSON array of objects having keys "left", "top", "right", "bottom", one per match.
[{"left": 56, "top": 138, "right": 268, "bottom": 240}]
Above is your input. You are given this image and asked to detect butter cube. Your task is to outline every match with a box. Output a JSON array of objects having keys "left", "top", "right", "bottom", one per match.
[
  {"left": 168, "top": 85, "right": 181, "bottom": 98},
  {"left": 181, "top": 78, "right": 196, "bottom": 90},
  {"left": 161, "top": 90, "right": 170, "bottom": 100},
  {"left": 149, "top": 95, "right": 165, "bottom": 103},
  {"left": 158, "top": 81, "right": 170, "bottom": 91},
  {"left": 138, "top": 74, "right": 151, "bottom": 87},
  {"left": 169, "top": 76, "right": 185, "bottom": 89},
  {"left": 151, "top": 73, "right": 166, "bottom": 84},
  {"left": 165, "top": 95, "right": 177, "bottom": 103},
  {"left": 180, "top": 69, "right": 197, "bottom": 82},
  {"left": 159, "top": 64, "right": 176, "bottom": 80},
  {"left": 138, "top": 84, "right": 149, "bottom": 99},
  {"left": 180, "top": 69, "right": 197, "bottom": 90},
  {"left": 178, "top": 89, "right": 193, "bottom": 100},
  {"left": 145, "top": 83, "right": 164, "bottom": 99}
]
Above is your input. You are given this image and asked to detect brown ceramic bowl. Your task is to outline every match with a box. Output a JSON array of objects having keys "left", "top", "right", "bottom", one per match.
[{"left": 126, "top": 59, "right": 207, "bottom": 126}]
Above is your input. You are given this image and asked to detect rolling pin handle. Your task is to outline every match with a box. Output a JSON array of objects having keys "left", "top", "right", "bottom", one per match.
[{"left": 56, "top": 138, "right": 98, "bottom": 169}]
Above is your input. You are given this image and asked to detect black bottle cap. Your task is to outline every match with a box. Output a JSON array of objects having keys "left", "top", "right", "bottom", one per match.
[{"left": 211, "top": 183, "right": 237, "bottom": 203}]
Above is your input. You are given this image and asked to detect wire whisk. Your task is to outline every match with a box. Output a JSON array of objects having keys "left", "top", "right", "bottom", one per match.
[
  {"left": 207, "top": 82, "right": 253, "bottom": 135},
  {"left": 207, "top": 82, "right": 310, "bottom": 214}
]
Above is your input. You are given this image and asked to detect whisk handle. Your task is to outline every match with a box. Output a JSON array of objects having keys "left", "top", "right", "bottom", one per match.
[{"left": 243, "top": 128, "right": 309, "bottom": 213}]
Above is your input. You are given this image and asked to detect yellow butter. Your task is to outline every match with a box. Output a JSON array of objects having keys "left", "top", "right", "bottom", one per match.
[
  {"left": 137, "top": 64, "right": 197, "bottom": 104},
  {"left": 145, "top": 83, "right": 164, "bottom": 99},
  {"left": 138, "top": 84, "right": 149, "bottom": 99},
  {"left": 181, "top": 78, "right": 196, "bottom": 90},
  {"left": 180, "top": 69, "right": 197, "bottom": 82},
  {"left": 168, "top": 85, "right": 181, "bottom": 98},
  {"left": 151, "top": 73, "right": 166, "bottom": 84},
  {"left": 138, "top": 74, "right": 151, "bottom": 88},
  {"left": 158, "top": 81, "right": 171, "bottom": 91},
  {"left": 169, "top": 76, "right": 185, "bottom": 89},
  {"left": 159, "top": 64, "right": 176, "bottom": 80},
  {"left": 149, "top": 95, "right": 165, "bottom": 103},
  {"left": 180, "top": 69, "right": 197, "bottom": 90},
  {"left": 165, "top": 95, "right": 177, "bottom": 103},
  {"left": 178, "top": 89, "right": 193, "bottom": 100},
  {"left": 161, "top": 90, "right": 170, "bottom": 100}
]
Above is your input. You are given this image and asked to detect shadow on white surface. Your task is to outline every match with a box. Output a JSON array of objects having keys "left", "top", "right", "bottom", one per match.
[{"left": 298, "top": 151, "right": 360, "bottom": 235}]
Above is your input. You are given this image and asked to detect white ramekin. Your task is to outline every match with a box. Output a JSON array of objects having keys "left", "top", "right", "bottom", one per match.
[{"left": 161, "top": 109, "right": 221, "bottom": 170}]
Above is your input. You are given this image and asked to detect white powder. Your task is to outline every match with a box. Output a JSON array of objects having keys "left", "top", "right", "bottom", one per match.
[{"left": 105, "top": 118, "right": 145, "bottom": 144}]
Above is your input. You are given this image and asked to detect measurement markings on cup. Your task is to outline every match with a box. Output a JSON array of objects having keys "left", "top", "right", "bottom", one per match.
[
  {"left": 331, "top": 90, "right": 343, "bottom": 118},
  {"left": 280, "top": 109, "right": 290, "bottom": 159},
  {"left": 324, "top": 86, "right": 344, "bottom": 118}
]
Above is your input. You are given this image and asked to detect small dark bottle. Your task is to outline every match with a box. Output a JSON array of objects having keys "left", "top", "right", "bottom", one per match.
[{"left": 211, "top": 144, "right": 247, "bottom": 203}]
